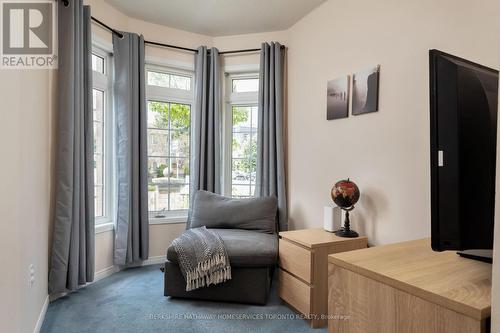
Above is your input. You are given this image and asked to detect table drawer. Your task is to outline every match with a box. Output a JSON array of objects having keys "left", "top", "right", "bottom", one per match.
[
  {"left": 279, "top": 239, "right": 312, "bottom": 283},
  {"left": 278, "top": 269, "right": 311, "bottom": 315}
]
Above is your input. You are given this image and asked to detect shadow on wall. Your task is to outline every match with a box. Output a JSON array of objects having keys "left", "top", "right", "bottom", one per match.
[
  {"left": 288, "top": 205, "right": 306, "bottom": 231},
  {"left": 287, "top": 186, "right": 389, "bottom": 244},
  {"left": 353, "top": 187, "right": 389, "bottom": 245}
]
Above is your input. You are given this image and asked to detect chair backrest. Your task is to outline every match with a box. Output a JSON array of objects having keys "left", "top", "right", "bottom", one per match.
[{"left": 186, "top": 190, "right": 278, "bottom": 234}]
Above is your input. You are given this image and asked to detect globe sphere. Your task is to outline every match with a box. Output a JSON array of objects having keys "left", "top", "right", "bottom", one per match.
[{"left": 331, "top": 179, "right": 360, "bottom": 209}]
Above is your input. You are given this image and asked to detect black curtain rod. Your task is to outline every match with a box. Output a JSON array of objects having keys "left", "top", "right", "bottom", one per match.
[
  {"left": 60, "top": 0, "right": 283, "bottom": 54},
  {"left": 91, "top": 16, "right": 125, "bottom": 39},
  {"left": 88, "top": 16, "right": 283, "bottom": 55}
]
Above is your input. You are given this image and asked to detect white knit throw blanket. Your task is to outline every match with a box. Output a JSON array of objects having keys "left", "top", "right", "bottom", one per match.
[{"left": 172, "top": 226, "right": 232, "bottom": 291}]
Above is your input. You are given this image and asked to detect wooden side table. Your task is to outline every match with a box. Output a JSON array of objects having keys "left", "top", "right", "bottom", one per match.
[{"left": 278, "top": 228, "right": 367, "bottom": 328}]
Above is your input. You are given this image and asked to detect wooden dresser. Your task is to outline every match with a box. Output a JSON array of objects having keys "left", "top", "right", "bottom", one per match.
[
  {"left": 278, "top": 229, "right": 368, "bottom": 328},
  {"left": 328, "top": 238, "right": 492, "bottom": 333}
]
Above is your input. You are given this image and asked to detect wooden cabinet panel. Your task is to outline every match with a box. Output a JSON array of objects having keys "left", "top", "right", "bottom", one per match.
[
  {"left": 279, "top": 239, "right": 312, "bottom": 283},
  {"left": 279, "top": 269, "right": 311, "bottom": 315},
  {"left": 278, "top": 229, "right": 368, "bottom": 328},
  {"left": 328, "top": 239, "right": 491, "bottom": 320},
  {"left": 328, "top": 264, "right": 485, "bottom": 333}
]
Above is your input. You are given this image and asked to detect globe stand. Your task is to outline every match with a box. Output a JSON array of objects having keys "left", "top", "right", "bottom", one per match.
[{"left": 335, "top": 208, "right": 359, "bottom": 238}]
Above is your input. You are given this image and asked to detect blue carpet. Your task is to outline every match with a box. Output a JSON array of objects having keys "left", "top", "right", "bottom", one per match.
[{"left": 41, "top": 265, "right": 327, "bottom": 333}]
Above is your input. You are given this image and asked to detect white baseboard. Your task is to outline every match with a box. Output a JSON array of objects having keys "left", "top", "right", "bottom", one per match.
[
  {"left": 49, "top": 265, "right": 120, "bottom": 303},
  {"left": 94, "top": 256, "right": 164, "bottom": 281},
  {"left": 142, "top": 255, "right": 166, "bottom": 266},
  {"left": 94, "top": 265, "right": 120, "bottom": 282},
  {"left": 33, "top": 295, "right": 49, "bottom": 333}
]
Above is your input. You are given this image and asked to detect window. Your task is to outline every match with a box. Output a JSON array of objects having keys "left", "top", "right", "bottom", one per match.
[
  {"left": 147, "top": 70, "right": 191, "bottom": 90},
  {"left": 224, "top": 74, "right": 259, "bottom": 198},
  {"left": 93, "top": 88, "right": 105, "bottom": 217},
  {"left": 231, "top": 105, "right": 258, "bottom": 197},
  {"left": 92, "top": 53, "right": 104, "bottom": 74},
  {"left": 232, "top": 78, "right": 259, "bottom": 93},
  {"left": 146, "top": 67, "right": 193, "bottom": 218},
  {"left": 92, "top": 49, "right": 113, "bottom": 223}
]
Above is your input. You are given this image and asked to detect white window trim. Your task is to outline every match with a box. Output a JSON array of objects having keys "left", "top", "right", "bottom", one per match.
[
  {"left": 145, "top": 55, "right": 194, "bottom": 72},
  {"left": 92, "top": 45, "right": 115, "bottom": 226},
  {"left": 95, "top": 222, "right": 114, "bottom": 234},
  {"left": 146, "top": 64, "right": 194, "bottom": 224},
  {"left": 146, "top": 64, "right": 194, "bottom": 105},
  {"left": 227, "top": 73, "right": 259, "bottom": 104},
  {"left": 92, "top": 34, "right": 112, "bottom": 54},
  {"left": 148, "top": 206, "right": 189, "bottom": 223},
  {"left": 222, "top": 71, "right": 259, "bottom": 197},
  {"left": 149, "top": 214, "right": 188, "bottom": 225}
]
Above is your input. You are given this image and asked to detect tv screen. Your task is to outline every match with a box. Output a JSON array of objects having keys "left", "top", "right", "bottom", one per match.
[{"left": 430, "top": 50, "right": 499, "bottom": 253}]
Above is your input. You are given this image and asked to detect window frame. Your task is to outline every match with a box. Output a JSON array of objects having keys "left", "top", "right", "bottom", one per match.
[
  {"left": 145, "top": 64, "right": 194, "bottom": 223},
  {"left": 146, "top": 64, "right": 194, "bottom": 104},
  {"left": 92, "top": 45, "right": 114, "bottom": 225},
  {"left": 223, "top": 72, "right": 260, "bottom": 197}
]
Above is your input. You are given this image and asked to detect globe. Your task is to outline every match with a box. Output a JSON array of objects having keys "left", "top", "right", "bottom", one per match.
[
  {"left": 331, "top": 178, "right": 360, "bottom": 209},
  {"left": 331, "top": 178, "right": 360, "bottom": 238}
]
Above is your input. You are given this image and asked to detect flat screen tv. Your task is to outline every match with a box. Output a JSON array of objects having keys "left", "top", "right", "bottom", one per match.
[{"left": 429, "top": 49, "right": 499, "bottom": 262}]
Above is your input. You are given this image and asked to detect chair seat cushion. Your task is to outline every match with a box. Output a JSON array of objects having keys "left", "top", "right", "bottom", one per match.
[{"left": 167, "top": 229, "right": 278, "bottom": 267}]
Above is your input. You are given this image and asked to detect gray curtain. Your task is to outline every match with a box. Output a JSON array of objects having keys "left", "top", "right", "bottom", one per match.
[
  {"left": 190, "top": 46, "right": 222, "bottom": 207},
  {"left": 256, "top": 42, "right": 288, "bottom": 231},
  {"left": 113, "top": 32, "right": 149, "bottom": 265},
  {"left": 48, "top": 1, "right": 94, "bottom": 293}
]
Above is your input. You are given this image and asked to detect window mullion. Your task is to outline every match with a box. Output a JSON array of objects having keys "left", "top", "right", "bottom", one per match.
[{"left": 167, "top": 102, "right": 171, "bottom": 212}]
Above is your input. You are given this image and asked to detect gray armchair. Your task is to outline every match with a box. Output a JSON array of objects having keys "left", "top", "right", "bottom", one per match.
[{"left": 163, "top": 190, "right": 278, "bottom": 305}]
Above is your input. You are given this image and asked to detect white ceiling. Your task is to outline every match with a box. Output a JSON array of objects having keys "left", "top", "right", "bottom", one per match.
[{"left": 104, "top": 0, "right": 327, "bottom": 36}]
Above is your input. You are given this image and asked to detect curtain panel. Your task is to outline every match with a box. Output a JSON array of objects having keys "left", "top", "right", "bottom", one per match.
[
  {"left": 189, "top": 46, "right": 222, "bottom": 226},
  {"left": 113, "top": 32, "right": 149, "bottom": 265},
  {"left": 48, "top": 0, "right": 94, "bottom": 293},
  {"left": 256, "top": 42, "right": 288, "bottom": 232}
]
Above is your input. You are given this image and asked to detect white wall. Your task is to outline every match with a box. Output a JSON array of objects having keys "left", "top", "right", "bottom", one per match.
[
  {"left": 286, "top": 0, "right": 500, "bottom": 245},
  {"left": 0, "top": 69, "right": 54, "bottom": 332}
]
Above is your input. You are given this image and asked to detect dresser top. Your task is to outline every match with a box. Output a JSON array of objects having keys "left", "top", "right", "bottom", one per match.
[
  {"left": 279, "top": 228, "right": 367, "bottom": 249},
  {"left": 328, "top": 238, "right": 491, "bottom": 320}
]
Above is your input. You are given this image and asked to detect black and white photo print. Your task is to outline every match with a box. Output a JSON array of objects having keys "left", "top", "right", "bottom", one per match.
[
  {"left": 327, "top": 76, "right": 350, "bottom": 120},
  {"left": 352, "top": 65, "right": 380, "bottom": 115}
]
